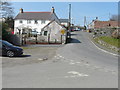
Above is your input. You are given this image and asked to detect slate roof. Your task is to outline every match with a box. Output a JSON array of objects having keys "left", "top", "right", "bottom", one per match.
[
  {"left": 59, "top": 19, "right": 68, "bottom": 23},
  {"left": 41, "top": 20, "right": 63, "bottom": 31},
  {"left": 15, "top": 12, "right": 52, "bottom": 20}
]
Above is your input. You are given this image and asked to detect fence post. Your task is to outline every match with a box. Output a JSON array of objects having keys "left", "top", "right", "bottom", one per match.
[
  {"left": 61, "top": 35, "right": 62, "bottom": 44},
  {"left": 48, "top": 34, "right": 50, "bottom": 44},
  {"left": 36, "top": 34, "right": 38, "bottom": 44}
]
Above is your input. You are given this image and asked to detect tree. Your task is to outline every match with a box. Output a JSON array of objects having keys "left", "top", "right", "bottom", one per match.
[
  {"left": 0, "top": 1, "right": 14, "bottom": 18},
  {"left": 5, "top": 17, "right": 14, "bottom": 29},
  {"left": 2, "top": 22, "right": 10, "bottom": 40},
  {"left": 0, "top": 1, "right": 14, "bottom": 40}
]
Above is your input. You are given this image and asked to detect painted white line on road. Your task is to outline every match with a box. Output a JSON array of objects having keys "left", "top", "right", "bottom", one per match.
[
  {"left": 67, "top": 71, "right": 89, "bottom": 77},
  {"left": 38, "top": 58, "right": 43, "bottom": 61},
  {"left": 89, "top": 38, "right": 119, "bottom": 57}
]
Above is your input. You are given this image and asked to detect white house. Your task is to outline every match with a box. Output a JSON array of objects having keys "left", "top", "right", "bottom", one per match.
[
  {"left": 87, "top": 17, "right": 99, "bottom": 30},
  {"left": 14, "top": 7, "right": 60, "bottom": 35}
]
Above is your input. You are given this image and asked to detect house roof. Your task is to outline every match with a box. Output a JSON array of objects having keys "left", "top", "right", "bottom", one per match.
[
  {"left": 94, "top": 21, "right": 118, "bottom": 29},
  {"left": 59, "top": 19, "right": 68, "bottom": 23},
  {"left": 15, "top": 12, "right": 52, "bottom": 20},
  {"left": 41, "top": 20, "right": 63, "bottom": 31}
]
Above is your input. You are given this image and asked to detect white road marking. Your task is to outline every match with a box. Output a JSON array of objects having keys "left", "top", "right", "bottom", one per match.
[
  {"left": 38, "top": 58, "right": 43, "bottom": 61},
  {"left": 89, "top": 38, "right": 119, "bottom": 57},
  {"left": 69, "top": 62, "right": 75, "bottom": 65},
  {"left": 67, "top": 71, "right": 89, "bottom": 77}
]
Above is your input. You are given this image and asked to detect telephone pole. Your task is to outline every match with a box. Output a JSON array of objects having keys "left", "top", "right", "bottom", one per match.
[
  {"left": 68, "top": 4, "right": 71, "bottom": 38},
  {"left": 84, "top": 16, "right": 87, "bottom": 30},
  {"left": 109, "top": 12, "right": 111, "bottom": 20}
]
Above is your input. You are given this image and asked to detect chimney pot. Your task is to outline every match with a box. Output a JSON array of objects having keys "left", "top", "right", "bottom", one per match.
[
  {"left": 96, "top": 17, "right": 98, "bottom": 20},
  {"left": 51, "top": 7, "right": 55, "bottom": 13},
  {"left": 20, "top": 8, "right": 23, "bottom": 13}
]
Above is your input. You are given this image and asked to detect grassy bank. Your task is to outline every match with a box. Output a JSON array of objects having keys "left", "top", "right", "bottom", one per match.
[{"left": 94, "top": 36, "right": 120, "bottom": 48}]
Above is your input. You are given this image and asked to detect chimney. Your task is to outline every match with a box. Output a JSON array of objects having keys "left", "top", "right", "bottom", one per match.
[
  {"left": 51, "top": 7, "right": 55, "bottom": 13},
  {"left": 20, "top": 8, "right": 23, "bottom": 13},
  {"left": 96, "top": 17, "right": 98, "bottom": 20}
]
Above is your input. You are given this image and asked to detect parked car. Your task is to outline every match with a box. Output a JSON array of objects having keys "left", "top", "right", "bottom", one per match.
[
  {"left": 0, "top": 40, "right": 23, "bottom": 57},
  {"left": 70, "top": 29, "right": 74, "bottom": 32},
  {"left": 76, "top": 28, "right": 81, "bottom": 31}
]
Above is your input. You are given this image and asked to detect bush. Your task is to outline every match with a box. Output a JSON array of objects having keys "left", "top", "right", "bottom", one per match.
[{"left": 2, "top": 22, "right": 12, "bottom": 40}]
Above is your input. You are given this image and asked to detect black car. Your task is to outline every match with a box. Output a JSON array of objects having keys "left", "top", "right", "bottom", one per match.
[{"left": 0, "top": 40, "right": 23, "bottom": 57}]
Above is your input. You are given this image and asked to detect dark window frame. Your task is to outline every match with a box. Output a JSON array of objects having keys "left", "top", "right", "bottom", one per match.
[
  {"left": 34, "top": 20, "right": 38, "bottom": 24},
  {"left": 44, "top": 31, "right": 48, "bottom": 36},
  {"left": 19, "top": 20, "right": 23, "bottom": 23}
]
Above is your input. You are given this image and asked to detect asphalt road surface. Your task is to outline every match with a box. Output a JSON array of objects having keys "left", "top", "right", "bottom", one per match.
[{"left": 2, "top": 31, "right": 118, "bottom": 88}]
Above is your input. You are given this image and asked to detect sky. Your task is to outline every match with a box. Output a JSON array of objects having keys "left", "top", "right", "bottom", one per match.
[{"left": 11, "top": 2, "right": 118, "bottom": 26}]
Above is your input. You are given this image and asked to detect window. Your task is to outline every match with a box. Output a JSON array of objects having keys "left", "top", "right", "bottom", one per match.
[
  {"left": 19, "top": 20, "right": 23, "bottom": 23},
  {"left": 44, "top": 31, "right": 48, "bottom": 36},
  {"left": 27, "top": 20, "right": 31, "bottom": 24},
  {"left": 34, "top": 20, "right": 38, "bottom": 24},
  {"left": 41, "top": 20, "right": 45, "bottom": 24}
]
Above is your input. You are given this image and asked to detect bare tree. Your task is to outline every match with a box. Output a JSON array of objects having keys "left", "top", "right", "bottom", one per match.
[{"left": 0, "top": 0, "right": 14, "bottom": 18}]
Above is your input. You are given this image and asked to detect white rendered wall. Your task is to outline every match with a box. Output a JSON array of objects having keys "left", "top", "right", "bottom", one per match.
[{"left": 14, "top": 19, "right": 50, "bottom": 34}]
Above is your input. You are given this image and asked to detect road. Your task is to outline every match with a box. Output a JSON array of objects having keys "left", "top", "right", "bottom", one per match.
[{"left": 2, "top": 31, "right": 118, "bottom": 88}]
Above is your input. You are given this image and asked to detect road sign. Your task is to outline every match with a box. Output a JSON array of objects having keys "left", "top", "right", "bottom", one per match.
[{"left": 60, "top": 30, "right": 65, "bottom": 35}]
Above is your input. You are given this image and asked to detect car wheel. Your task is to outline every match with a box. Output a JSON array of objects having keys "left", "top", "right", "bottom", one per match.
[{"left": 6, "top": 51, "right": 15, "bottom": 57}]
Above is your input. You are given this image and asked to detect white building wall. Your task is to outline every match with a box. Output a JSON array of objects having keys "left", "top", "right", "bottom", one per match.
[
  {"left": 42, "top": 21, "right": 66, "bottom": 43},
  {"left": 14, "top": 19, "right": 50, "bottom": 34},
  {"left": 61, "top": 22, "right": 68, "bottom": 27}
]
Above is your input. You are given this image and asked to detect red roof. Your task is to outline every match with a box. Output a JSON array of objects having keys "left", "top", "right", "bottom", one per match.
[{"left": 94, "top": 21, "right": 118, "bottom": 29}]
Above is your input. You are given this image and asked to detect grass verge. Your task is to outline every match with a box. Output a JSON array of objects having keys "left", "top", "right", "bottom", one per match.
[{"left": 94, "top": 36, "right": 120, "bottom": 48}]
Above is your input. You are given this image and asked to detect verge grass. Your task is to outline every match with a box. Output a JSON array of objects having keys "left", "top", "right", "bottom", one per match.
[{"left": 95, "top": 36, "right": 120, "bottom": 48}]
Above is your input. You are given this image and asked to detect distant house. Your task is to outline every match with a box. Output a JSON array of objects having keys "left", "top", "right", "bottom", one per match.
[
  {"left": 87, "top": 17, "right": 118, "bottom": 29},
  {"left": 14, "top": 7, "right": 60, "bottom": 35},
  {"left": 40, "top": 20, "right": 66, "bottom": 44},
  {"left": 59, "top": 19, "right": 69, "bottom": 27},
  {"left": 94, "top": 21, "right": 118, "bottom": 29},
  {"left": 87, "top": 17, "right": 99, "bottom": 29}
]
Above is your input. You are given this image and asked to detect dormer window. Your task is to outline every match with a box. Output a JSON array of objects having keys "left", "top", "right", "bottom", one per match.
[
  {"left": 19, "top": 20, "right": 23, "bottom": 23},
  {"left": 35, "top": 20, "right": 38, "bottom": 24}
]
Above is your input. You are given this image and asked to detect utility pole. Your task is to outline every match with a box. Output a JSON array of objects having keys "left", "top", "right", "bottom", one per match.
[
  {"left": 109, "top": 12, "right": 111, "bottom": 20},
  {"left": 84, "top": 16, "right": 87, "bottom": 30},
  {"left": 68, "top": 4, "right": 71, "bottom": 38}
]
